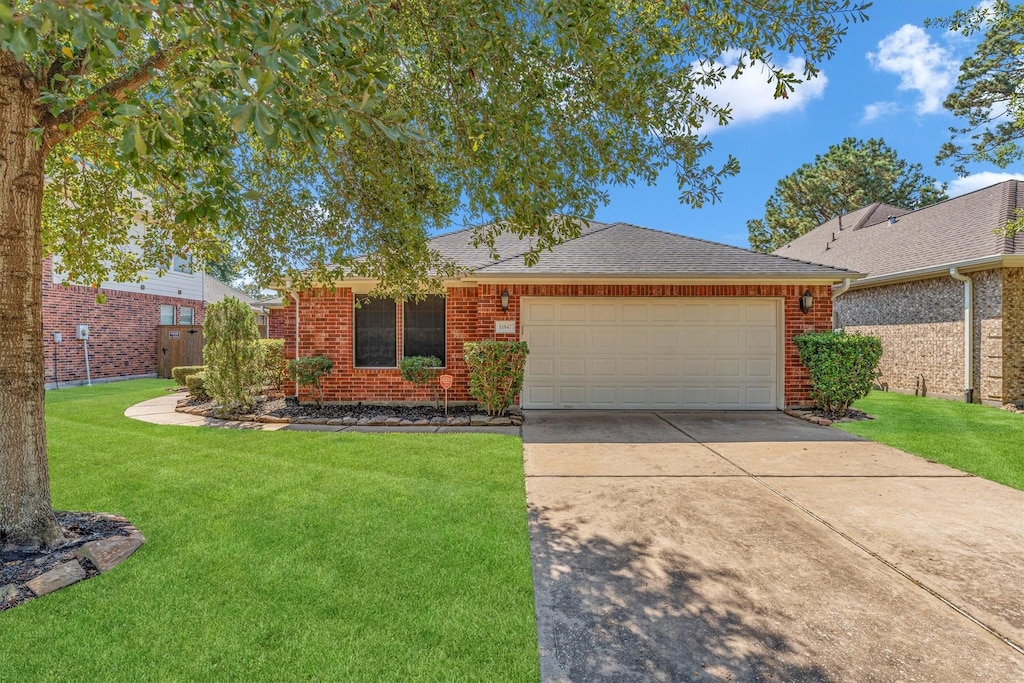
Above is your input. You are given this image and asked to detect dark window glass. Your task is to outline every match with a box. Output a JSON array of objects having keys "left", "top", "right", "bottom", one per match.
[
  {"left": 354, "top": 297, "right": 396, "bottom": 367},
  {"left": 403, "top": 295, "right": 446, "bottom": 364}
]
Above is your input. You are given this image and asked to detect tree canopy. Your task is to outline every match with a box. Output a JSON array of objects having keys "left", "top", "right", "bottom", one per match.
[
  {"left": 929, "top": 1, "right": 1024, "bottom": 176},
  {"left": 747, "top": 137, "right": 948, "bottom": 253},
  {"left": 3, "top": 0, "right": 871, "bottom": 297}
]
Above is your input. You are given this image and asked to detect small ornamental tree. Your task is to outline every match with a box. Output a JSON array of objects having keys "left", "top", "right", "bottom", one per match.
[
  {"left": 400, "top": 355, "right": 442, "bottom": 406},
  {"left": 463, "top": 341, "right": 529, "bottom": 416},
  {"left": 288, "top": 356, "right": 334, "bottom": 407},
  {"left": 203, "top": 297, "right": 263, "bottom": 414},
  {"left": 794, "top": 331, "right": 882, "bottom": 418}
]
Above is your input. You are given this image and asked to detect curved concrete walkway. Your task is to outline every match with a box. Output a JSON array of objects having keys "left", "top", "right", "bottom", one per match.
[{"left": 124, "top": 392, "right": 522, "bottom": 435}]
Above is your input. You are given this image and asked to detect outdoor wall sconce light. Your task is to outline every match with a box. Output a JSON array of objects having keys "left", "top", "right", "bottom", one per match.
[
  {"left": 799, "top": 289, "right": 814, "bottom": 314},
  {"left": 500, "top": 289, "right": 510, "bottom": 312}
]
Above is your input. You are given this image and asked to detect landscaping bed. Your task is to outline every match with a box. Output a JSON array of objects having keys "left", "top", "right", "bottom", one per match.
[{"left": 177, "top": 393, "right": 525, "bottom": 427}]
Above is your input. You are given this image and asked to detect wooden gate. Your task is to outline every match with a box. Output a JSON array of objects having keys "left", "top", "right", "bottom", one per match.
[{"left": 157, "top": 325, "right": 204, "bottom": 378}]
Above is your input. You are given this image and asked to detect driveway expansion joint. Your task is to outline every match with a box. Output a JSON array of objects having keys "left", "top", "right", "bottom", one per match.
[{"left": 653, "top": 412, "right": 1024, "bottom": 658}]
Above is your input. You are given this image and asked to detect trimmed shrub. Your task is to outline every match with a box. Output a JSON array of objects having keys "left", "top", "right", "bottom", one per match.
[
  {"left": 288, "top": 356, "right": 334, "bottom": 407},
  {"left": 171, "top": 365, "right": 205, "bottom": 387},
  {"left": 204, "top": 297, "right": 263, "bottom": 413},
  {"left": 258, "top": 338, "right": 286, "bottom": 390},
  {"left": 463, "top": 341, "right": 529, "bottom": 416},
  {"left": 399, "top": 355, "right": 442, "bottom": 406},
  {"left": 185, "top": 372, "right": 210, "bottom": 401},
  {"left": 794, "top": 330, "right": 883, "bottom": 418}
]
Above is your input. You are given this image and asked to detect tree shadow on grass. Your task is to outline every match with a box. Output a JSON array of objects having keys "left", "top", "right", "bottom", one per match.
[{"left": 528, "top": 503, "right": 834, "bottom": 682}]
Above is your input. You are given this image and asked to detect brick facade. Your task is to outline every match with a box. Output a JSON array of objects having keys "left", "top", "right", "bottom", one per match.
[
  {"left": 270, "top": 283, "right": 832, "bottom": 408},
  {"left": 42, "top": 258, "right": 205, "bottom": 387},
  {"left": 835, "top": 267, "right": 1024, "bottom": 405}
]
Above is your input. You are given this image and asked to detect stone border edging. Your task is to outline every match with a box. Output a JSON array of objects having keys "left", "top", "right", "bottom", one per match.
[
  {"left": 174, "top": 398, "right": 525, "bottom": 428},
  {"left": 783, "top": 408, "right": 834, "bottom": 427}
]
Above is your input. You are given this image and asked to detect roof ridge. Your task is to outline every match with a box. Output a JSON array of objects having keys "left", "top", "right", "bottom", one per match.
[{"left": 473, "top": 219, "right": 616, "bottom": 272}]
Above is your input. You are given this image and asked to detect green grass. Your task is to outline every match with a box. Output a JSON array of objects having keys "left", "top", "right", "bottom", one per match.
[
  {"left": 0, "top": 380, "right": 539, "bottom": 682},
  {"left": 836, "top": 391, "right": 1024, "bottom": 491}
]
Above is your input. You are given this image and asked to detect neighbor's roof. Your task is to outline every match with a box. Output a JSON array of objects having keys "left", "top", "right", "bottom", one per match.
[
  {"left": 775, "top": 180, "right": 1024, "bottom": 277},
  {"left": 427, "top": 220, "right": 857, "bottom": 280},
  {"left": 203, "top": 274, "right": 261, "bottom": 306}
]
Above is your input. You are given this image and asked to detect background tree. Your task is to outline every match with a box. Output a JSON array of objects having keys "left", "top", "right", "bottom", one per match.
[
  {"left": 0, "top": 1, "right": 870, "bottom": 548},
  {"left": 747, "top": 138, "right": 947, "bottom": 253},
  {"left": 930, "top": 1, "right": 1024, "bottom": 176}
]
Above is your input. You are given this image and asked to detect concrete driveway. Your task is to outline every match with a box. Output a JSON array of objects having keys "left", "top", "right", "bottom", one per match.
[{"left": 523, "top": 411, "right": 1024, "bottom": 681}]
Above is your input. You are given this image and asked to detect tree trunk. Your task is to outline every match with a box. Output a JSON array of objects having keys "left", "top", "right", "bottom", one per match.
[{"left": 0, "top": 59, "right": 64, "bottom": 549}]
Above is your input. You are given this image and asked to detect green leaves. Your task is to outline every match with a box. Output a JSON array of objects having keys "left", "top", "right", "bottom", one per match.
[
  {"left": 463, "top": 341, "right": 529, "bottom": 416},
  {"left": 794, "top": 331, "right": 883, "bottom": 418},
  {"left": 748, "top": 138, "right": 947, "bottom": 253}
]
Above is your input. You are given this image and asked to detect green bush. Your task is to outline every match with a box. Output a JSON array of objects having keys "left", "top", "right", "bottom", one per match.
[
  {"left": 288, "top": 356, "right": 334, "bottom": 407},
  {"left": 794, "top": 330, "right": 883, "bottom": 418},
  {"left": 257, "top": 338, "right": 286, "bottom": 389},
  {"left": 185, "top": 372, "right": 210, "bottom": 401},
  {"left": 204, "top": 297, "right": 263, "bottom": 413},
  {"left": 400, "top": 355, "right": 442, "bottom": 406},
  {"left": 463, "top": 341, "right": 529, "bottom": 416},
  {"left": 171, "top": 365, "right": 205, "bottom": 387}
]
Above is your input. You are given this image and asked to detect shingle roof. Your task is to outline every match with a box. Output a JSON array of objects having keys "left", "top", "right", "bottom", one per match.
[
  {"left": 429, "top": 220, "right": 856, "bottom": 279},
  {"left": 775, "top": 180, "right": 1024, "bottom": 276},
  {"left": 204, "top": 274, "right": 260, "bottom": 305}
]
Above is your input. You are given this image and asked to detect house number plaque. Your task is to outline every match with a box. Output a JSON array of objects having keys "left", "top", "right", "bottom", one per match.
[{"left": 494, "top": 321, "right": 516, "bottom": 334}]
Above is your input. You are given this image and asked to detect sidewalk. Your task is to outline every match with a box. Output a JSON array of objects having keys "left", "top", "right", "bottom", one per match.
[{"left": 124, "top": 393, "right": 522, "bottom": 435}]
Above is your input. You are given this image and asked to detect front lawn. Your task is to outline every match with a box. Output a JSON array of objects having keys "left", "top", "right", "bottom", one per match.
[
  {"left": 836, "top": 391, "right": 1024, "bottom": 491},
  {"left": 0, "top": 380, "right": 539, "bottom": 681}
]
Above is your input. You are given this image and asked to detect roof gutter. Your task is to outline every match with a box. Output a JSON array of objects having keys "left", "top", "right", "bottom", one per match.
[
  {"left": 842, "top": 255, "right": 1024, "bottom": 290},
  {"left": 949, "top": 268, "right": 974, "bottom": 403}
]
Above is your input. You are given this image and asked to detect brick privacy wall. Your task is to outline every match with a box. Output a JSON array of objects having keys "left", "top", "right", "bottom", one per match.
[
  {"left": 42, "top": 258, "right": 205, "bottom": 385},
  {"left": 835, "top": 269, "right": 1012, "bottom": 404},
  {"left": 283, "top": 283, "right": 831, "bottom": 407},
  {"left": 1002, "top": 268, "right": 1024, "bottom": 401}
]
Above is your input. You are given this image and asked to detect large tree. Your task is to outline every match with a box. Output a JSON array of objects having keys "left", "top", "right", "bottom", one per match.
[
  {"left": 0, "top": 0, "right": 870, "bottom": 549},
  {"left": 930, "top": 1, "right": 1024, "bottom": 176},
  {"left": 747, "top": 137, "right": 947, "bottom": 253}
]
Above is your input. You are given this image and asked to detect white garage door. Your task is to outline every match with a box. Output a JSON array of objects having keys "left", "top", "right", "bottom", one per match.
[{"left": 521, "top": 297, "right": 779, "bottom": 410}]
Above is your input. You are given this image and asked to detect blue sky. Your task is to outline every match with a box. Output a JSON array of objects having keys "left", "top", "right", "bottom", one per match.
[{"left": 593, "top": 1, "right": 1024, "bottom": 248}]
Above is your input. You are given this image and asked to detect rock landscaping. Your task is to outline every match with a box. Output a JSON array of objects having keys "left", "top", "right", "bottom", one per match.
[
  {"left": 176, "top": 394, "right": 525, "bottom": 427},
  {"left": 784, "top": 407, "right": 873, "bottom": 427},
  {"left": 1, "top": 511, "right": 145, "bottom": 611}
]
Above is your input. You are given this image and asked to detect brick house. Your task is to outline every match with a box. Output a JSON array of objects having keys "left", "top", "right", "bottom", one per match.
[
  {"left": 43, "top": 255, "right": 205, "bottom": 388},
  {"left": 270, "top": 221, "right": 856, "bottom": 410},
  {"left": 776, "top": 180, "right": 1024, "bottom": 405}
]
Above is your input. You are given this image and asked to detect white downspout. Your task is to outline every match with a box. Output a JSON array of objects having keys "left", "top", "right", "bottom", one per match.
[
  {"left": 832, "top": 278, "right": 852, "bottom": 330},
  {"left": 949, "top": 268, "right": 974, "bottom": 403},
  {"left": 289, "top": 290, "right": 300, "bottom": 399}
]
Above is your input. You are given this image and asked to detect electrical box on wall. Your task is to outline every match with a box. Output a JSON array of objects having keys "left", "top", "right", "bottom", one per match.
[
  {"left": 75, "top": 324, "right": 89, "bottom": 340},
  {"left": 53, "top": 332, "right": 63, "bottom": 343}
]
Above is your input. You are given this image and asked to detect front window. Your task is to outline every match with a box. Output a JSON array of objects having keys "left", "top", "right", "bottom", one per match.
[
  {"left": 403, "top": 295, "right": 446, "bottom": 365},
  {"left": 354, "top": 297, "right": 396, "bottom": 367},
  {"left": 172, "top": 254, "right": 193, "bottom": 274},
  {"left": 160, "top": 304, "right": 175, "bottom": 325},
  {"left": 180, "top": 307, "right": 194, "bottom": 325}
]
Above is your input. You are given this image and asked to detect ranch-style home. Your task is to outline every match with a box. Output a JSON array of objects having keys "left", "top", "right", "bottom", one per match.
[
  {"left": 777, "top": 179, "right": 1024, "bottom": 406},
  {"left": 271, "top": 220, "right": 858, "bottom": 410}
]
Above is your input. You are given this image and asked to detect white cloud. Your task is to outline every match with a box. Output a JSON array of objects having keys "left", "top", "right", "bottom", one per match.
[
  {"left": 947, "top": 171, "right": 1024, "bottom": 197},
  {"left": 696, "top": 53, "right": 827, "bottom": 134},
  {"left": 861, "top": 101, "right": 901, "bottom": 123},
  {"left": 867, "top": 24, "right": 957, "bottom": 114}
]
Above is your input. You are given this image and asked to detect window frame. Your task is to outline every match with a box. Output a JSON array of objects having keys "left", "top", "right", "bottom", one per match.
[
  {"left": 179, "top": 306, "right": 195, "bottom": 326},
  {"left": 171, "top": 254, "right": 193, "bottom": 274},
  {"left": 402, "top": 295, "right": 447, "bottom": 367},
  {"left": 159, "top": 304, "right": 175, "bottom": 326},
  {"left": 353, "top": 296, "right": 398, "bottom": 369}
]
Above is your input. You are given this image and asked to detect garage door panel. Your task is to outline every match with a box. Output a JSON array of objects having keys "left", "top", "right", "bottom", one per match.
[{"left": 522, "top": 297, "right": 779, "bottom": 410}]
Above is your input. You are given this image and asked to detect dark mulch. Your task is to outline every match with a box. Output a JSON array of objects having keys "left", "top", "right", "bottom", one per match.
[
  {"left": 1, "top": 512, "right": 136, "bottom": 611},
  {"left": 814, "top": 407, "right": 873, "bottom": 423},
  {"left": 183, "top": 395, "right": 485, "bottom": 421}
]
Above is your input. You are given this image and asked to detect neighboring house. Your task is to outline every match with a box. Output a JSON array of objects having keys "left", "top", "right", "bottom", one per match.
[
  {"left": 43, "top": 254, "right": 205, "bottom": 388},
  {"left": 776, "top": 180, "right": 1024, "bottom": 406},
  {"left": 203, "top": 274, "right": 271, "bottom": 337},
  {"left": 270, "top": 221, "right": 856, "bottom": 409}
]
